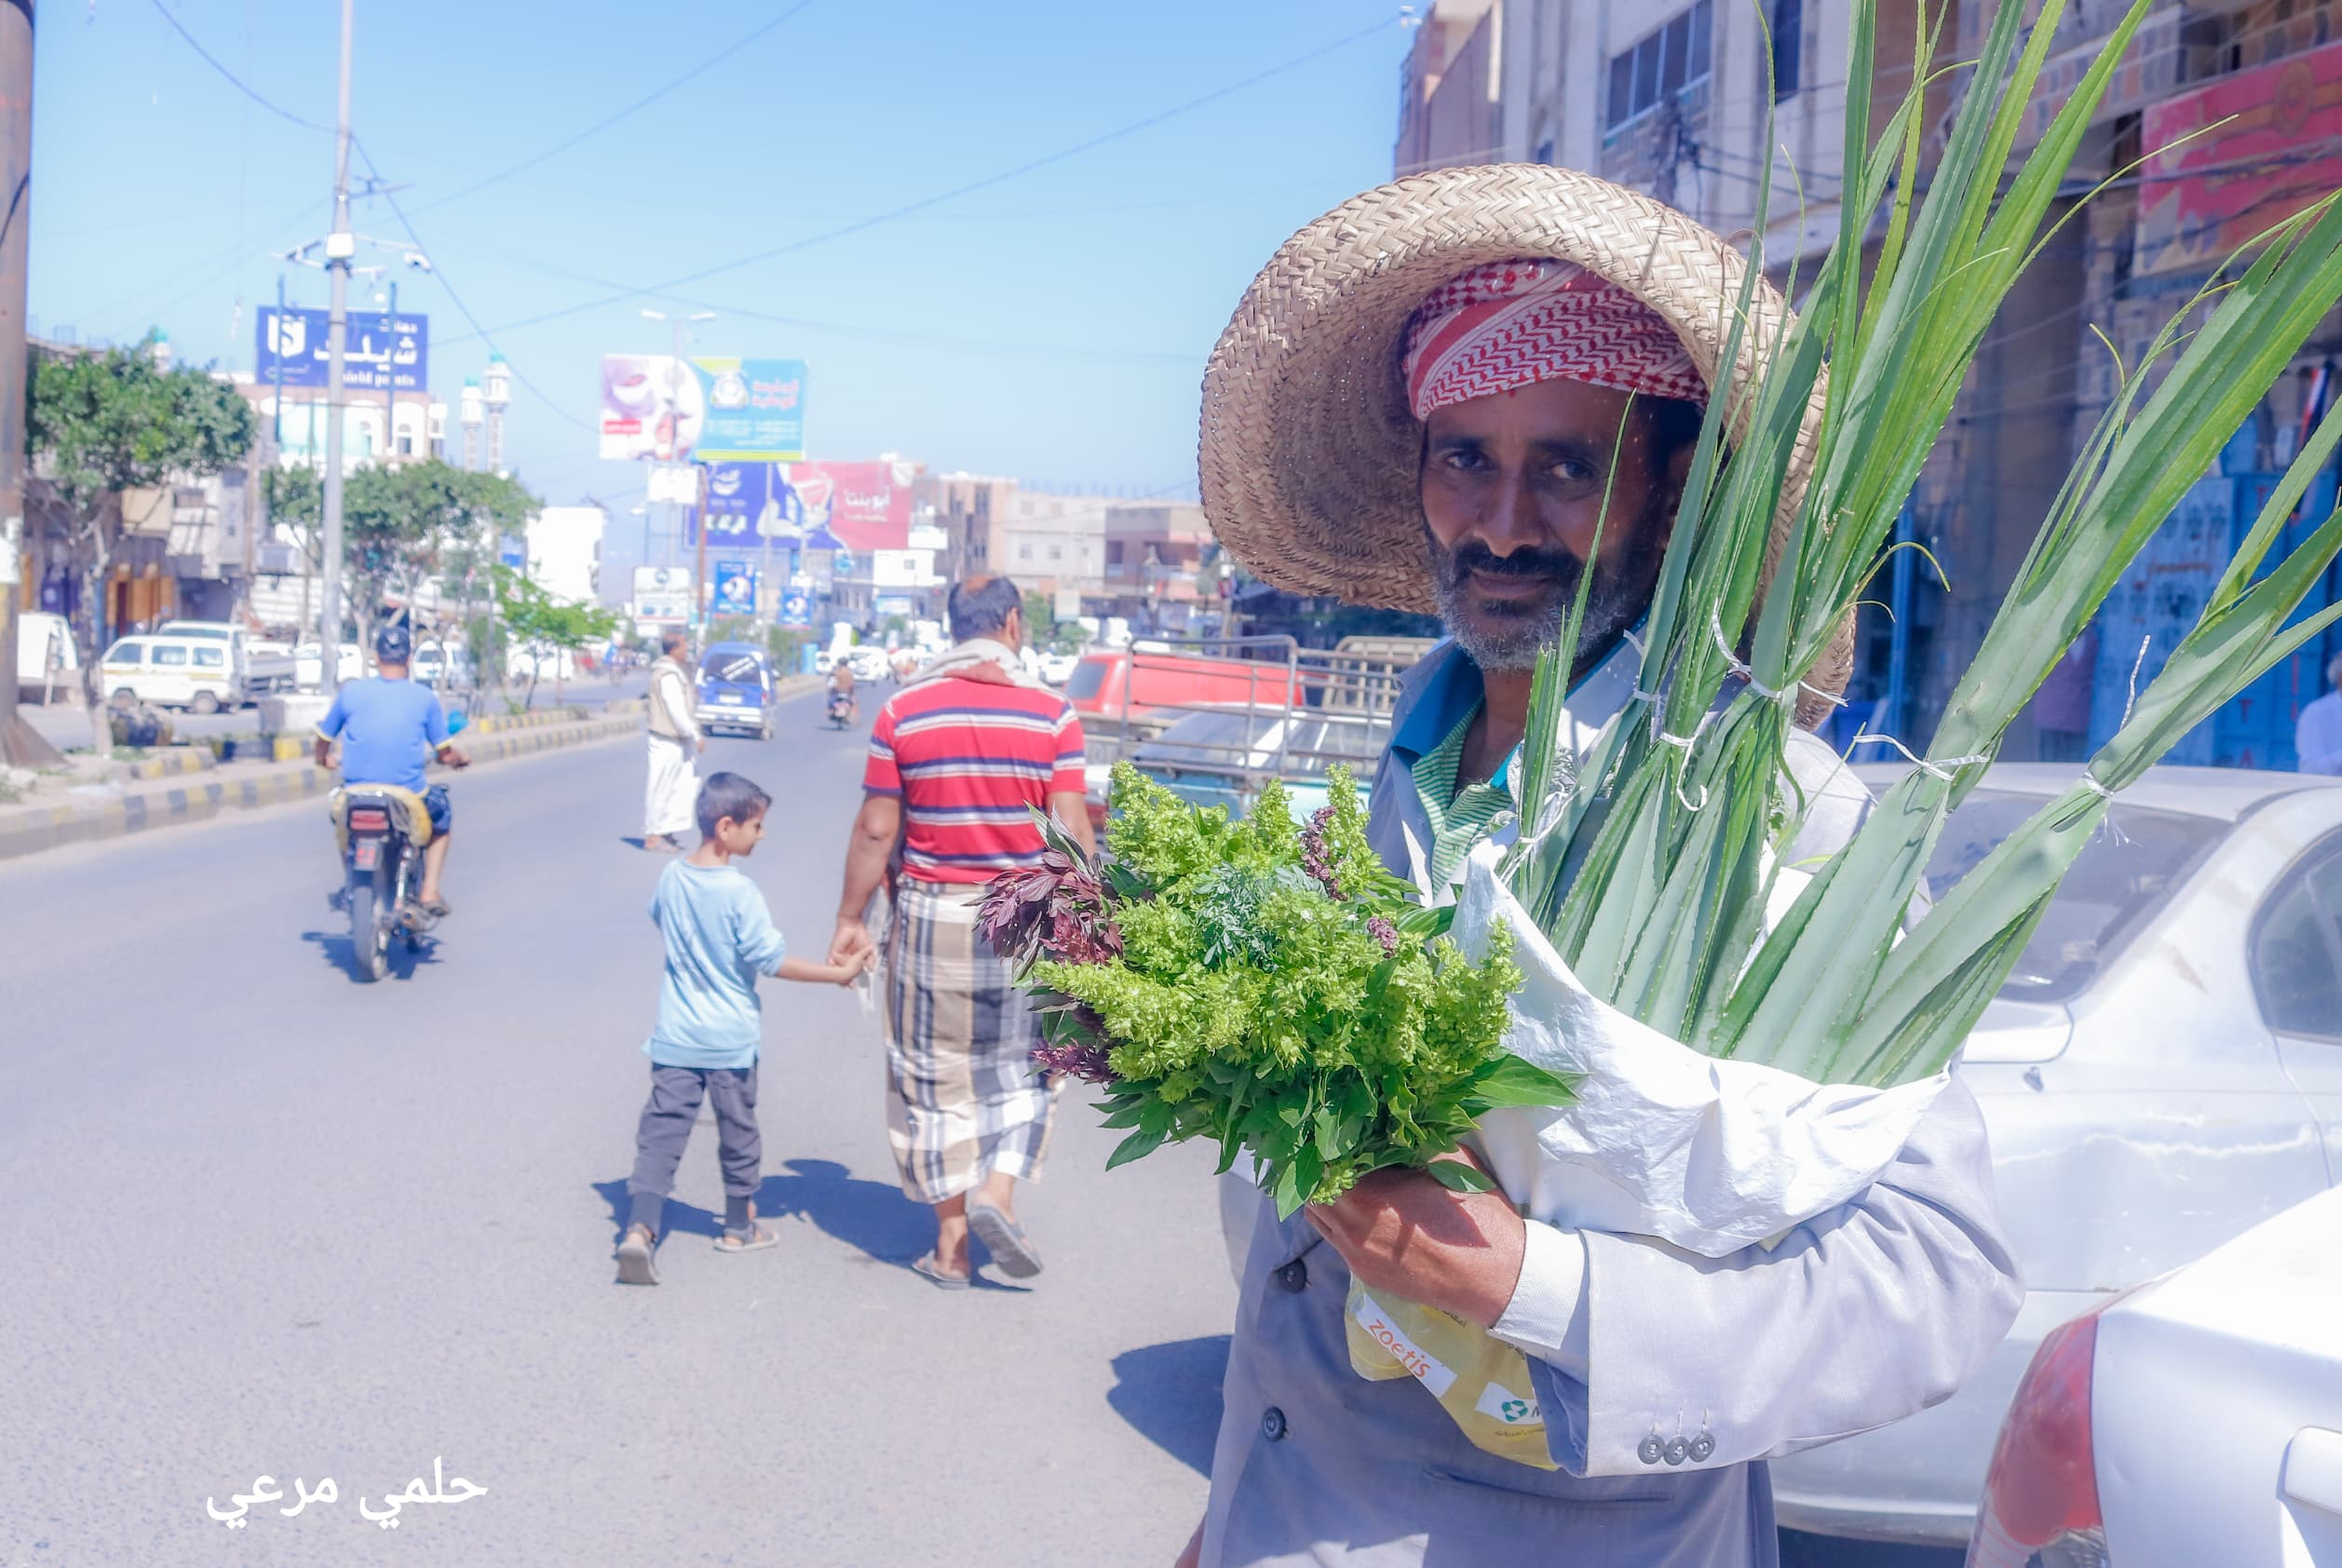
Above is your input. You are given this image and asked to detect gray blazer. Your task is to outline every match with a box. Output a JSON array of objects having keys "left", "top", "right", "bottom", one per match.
[{"left": 1200, "top": 642, "right": 2021, "bottom": 1567}]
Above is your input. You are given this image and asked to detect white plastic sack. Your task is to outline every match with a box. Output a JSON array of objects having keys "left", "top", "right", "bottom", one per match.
[{"left": 1447, "top": 843, "right": 1951, "bottom": 1257}]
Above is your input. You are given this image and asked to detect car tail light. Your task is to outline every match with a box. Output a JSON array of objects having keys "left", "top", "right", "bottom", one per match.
[
  {"left": 1969, "top": 1305, "right": 2120, "bottom": 1568},
  {"left": 348, "top": 808, "right": 390, "bottom": 833}
]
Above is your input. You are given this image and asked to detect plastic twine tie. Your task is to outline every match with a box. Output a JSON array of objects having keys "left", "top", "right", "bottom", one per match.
[
  {"left": 1710, "top": 606, "right": 1848, "bottom": 710},
  {"left": 1846, "top": 730, "right": 1989, "bottom": 782}
]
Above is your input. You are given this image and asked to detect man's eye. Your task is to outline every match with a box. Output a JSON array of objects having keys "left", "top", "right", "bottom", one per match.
[
  {"left": 1439, "top": 448, "right": 1487, "bottom": 472},
  {"left": 1551, "top": 458, "right": 1595, "bottom": 484}
]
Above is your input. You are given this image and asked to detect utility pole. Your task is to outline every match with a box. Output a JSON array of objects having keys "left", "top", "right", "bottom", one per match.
[
  {"left": 318, "top": 0, "right": 355, "bottom": 693},
  {"left": 0, "top": 0, "right": 60, "bottom": 767}
]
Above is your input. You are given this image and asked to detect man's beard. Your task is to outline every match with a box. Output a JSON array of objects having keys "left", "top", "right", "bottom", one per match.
[{"left": 1427, "top": 516, "right": 1667, "bottom": 673}]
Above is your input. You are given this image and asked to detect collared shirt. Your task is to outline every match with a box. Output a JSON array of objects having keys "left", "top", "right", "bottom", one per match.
[
  {"left": 862, "top": 669, "right": 1088, "bottom": 883},
  {"left": 1409, "top": 710, "right": 1518, "bottom": 889}
]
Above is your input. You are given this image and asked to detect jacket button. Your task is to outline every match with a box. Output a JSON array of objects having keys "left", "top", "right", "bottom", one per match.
[
  {"left": 1276, "top": 1260, "right": 1308, "bottom": 1292},
  {"left": 1262, "top": 1407, "right": 1288, "bottom": 1441},
  {"left": 1663, "top": 1437, "right": 1690, "bottom": 1467},
  {"left": 1688, "top": 1433, "right": 1716, "bottom": 1463},
  {"left": 1637, "top": 1434, "right": 1665, "bottom": 1466}
]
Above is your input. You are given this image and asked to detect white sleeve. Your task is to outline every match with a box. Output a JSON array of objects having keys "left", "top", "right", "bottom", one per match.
[{"left": 1488, "top": 1220, "right": 1590, "bottom": 1380}]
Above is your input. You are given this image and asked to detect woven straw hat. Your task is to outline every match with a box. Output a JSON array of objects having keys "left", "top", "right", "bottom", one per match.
[{"left": 1198, "top": 162, "right": 1854, "bottom": 726}]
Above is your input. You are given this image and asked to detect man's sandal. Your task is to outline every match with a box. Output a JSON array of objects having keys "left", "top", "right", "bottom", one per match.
[
  {"left": 967, "top": 1200, "right": 1043, "bottom": 1279},
  {"left": 713, "top": 1223, "right": 779, "bottom": 1254}
]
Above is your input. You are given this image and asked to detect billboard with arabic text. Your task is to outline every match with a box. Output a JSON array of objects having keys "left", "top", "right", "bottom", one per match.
[
  {"left": 255, "top": 308, "right": 428, "bottom": 392},
  {"left": 598, "top": 355, "right": 806, "bottom": 464}
]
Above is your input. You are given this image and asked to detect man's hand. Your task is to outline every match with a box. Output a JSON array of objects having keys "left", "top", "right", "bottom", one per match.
[
  {"left": 696, "top": 736, "right": 708, "bottom": 754},
  {"left": 313, "top": 737, "right": 334, "bottom": 770},
  {"left": 1304, "top": 1152, "right": 1525, "bottom": 1330},
  {"left": 439, "top": 745, "right": 470, "bottom": 770},
  {"left": 829, "top": 919, "right": 876, "bottom": 970}
]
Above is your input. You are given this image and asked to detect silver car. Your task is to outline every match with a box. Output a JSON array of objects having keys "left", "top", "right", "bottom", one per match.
[{"left": 1773, "top": 764, "right": 2342, "bottom": 1545}]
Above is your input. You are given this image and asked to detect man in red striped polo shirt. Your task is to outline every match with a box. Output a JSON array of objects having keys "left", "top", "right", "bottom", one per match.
[{"left": 830, "top": 576, "right": 1096, "bottom": 1288}]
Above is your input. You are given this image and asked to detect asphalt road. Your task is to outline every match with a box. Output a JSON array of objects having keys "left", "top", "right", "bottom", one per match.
[
  {"left": 0, "top": 683, "right": 1959, "bottom": 1568},
  {"left": 2, "top": 685, "right": 1235, "bottom": 1567}
]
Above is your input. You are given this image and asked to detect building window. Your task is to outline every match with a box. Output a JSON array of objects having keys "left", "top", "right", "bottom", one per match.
[
  {"left": 1049, "top": 544, "right": 1063, "bottom": 561},
  {"left": 1771, "top": 0, "right": 1803, "bottom": 101},
  {"left": 1606, "top": 0, "right": 1714, "bottom": 131},
  {"left": 1019, "top": 543, "right": 1034, "bottom": 561}
]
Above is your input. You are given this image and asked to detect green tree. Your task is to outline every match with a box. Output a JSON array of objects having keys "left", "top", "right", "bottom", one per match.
[
  {"left": 492, "top": 564, "right": 622, "bottom": 709},
  {"left": 264, "top": 459, "right": 535, "bottom": 662},
  {"left": 1023, "top": 588, "right": 1056, "bottom": 644},
  {"left": 27, "top": 346, "right": 257, "bottom": 752}
]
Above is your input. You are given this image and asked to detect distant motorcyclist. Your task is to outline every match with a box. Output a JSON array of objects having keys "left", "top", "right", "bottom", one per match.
[
  {"left": 315, "top": 625, "right": 469, "bottom": 914},
  {"left": 827, "top": 658, "right": 858, "bottom": 725}
]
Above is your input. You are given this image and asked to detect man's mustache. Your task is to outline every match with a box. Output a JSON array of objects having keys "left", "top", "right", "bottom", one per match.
[{"left": 1438, "top": 541, "right": 1584, "bottom": 585}]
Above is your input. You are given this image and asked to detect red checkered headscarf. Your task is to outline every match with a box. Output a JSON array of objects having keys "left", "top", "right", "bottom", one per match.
[{"left": 1401, "top": 258, "right": 1707, "bottom": 421}]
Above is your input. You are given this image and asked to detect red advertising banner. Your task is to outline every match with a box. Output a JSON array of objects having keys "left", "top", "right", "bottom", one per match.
[
  {"left": 781, "top": 460, "right": 913, "bottom": 553},
  {"left": 2137, "top": 39, "right": 2342, "bottom": 277}
]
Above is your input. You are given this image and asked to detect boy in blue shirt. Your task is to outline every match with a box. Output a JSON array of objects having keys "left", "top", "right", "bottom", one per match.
[{"left": 617, "top": 771, "right": 865, "bottom": 1286}]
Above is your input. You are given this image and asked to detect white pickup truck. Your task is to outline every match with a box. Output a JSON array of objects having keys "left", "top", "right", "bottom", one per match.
[{"left": 156, "top": 621, "right": 297, "bottom": 696}]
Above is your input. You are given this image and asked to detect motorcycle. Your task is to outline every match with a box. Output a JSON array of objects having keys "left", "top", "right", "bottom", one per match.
[
  {"left": 826, "top": 687, "right": 855, "bottom": 729},
  {"left": 335, "top": 790, "right": 434, "bottom": 981}
]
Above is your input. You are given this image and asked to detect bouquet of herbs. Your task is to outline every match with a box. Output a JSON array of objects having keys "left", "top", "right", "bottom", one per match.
[{"left": 979, "top": 762, "right": 1566, "bottom": 1217}]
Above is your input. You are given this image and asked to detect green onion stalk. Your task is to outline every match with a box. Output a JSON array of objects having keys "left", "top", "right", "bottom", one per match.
[{"left": 1502, "top": 0, "right": 2342, "bottom": 1087}]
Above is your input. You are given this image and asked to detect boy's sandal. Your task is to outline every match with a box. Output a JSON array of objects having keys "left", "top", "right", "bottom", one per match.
[
  {"left": 616, "top": 1226, "right": 658, "bottom": 1287},
  {"left": 911, "top": 1251, "right": 973, "bottom": 1290},
  {"left": 713, "top": 1223, "right": 780, "bottom": 1254}
]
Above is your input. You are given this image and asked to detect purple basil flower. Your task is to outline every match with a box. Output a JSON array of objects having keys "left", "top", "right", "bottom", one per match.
[
  {"left": 1300, "top": 805, "right": 1345, "bottom": 901},
  {"left": 1365, "top": 916, "right": 1399, "bottom": 954},
  {"left": 1033, "top": 1035, "right": 1118, "bottom": 1085}
]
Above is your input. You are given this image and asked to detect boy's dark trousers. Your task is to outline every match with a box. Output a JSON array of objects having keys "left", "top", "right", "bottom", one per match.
[{"left": 628, "top": 1063, "right": 760, "bottom": 1237}]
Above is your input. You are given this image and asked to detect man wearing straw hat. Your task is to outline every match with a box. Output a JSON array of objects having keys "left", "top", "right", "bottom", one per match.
[{"left": 1182, "top": 167, "right": 2020, "bottom": 1566}]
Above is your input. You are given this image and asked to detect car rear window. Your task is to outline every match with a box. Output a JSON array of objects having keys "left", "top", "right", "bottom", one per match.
[
  {"left": 1923, "top": 791, "right": 2229, "bottom": 1004},
  {"left": 699, "top": 652, "right": 762, "bottom": 683},
  {"left": 1064, "top": 659, "right": 1111, "bottom": 703}
]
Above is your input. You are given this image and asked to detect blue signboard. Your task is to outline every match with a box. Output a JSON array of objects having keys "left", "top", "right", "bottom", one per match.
[
  {"left": 694, "top": 462, "right": 852, "bottom": 553},
  {"left": 711, "top": 560, "right": 759, "bottom": 617},
  {"left": 256, "top": 307, "right": 428, "bottom": 392},
  {"left": 497, "top": 534, "right": 527, "bottom": 570},
  {"left": 778, "top": 590, "right": 812, "bottom": 628}
]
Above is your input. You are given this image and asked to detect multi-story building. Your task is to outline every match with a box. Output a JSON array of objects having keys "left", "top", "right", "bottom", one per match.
[
  {"left": 1102, "top": 500, "right": 1213, "bottom": 632},
  {"left": 912, "top": 472, "right": 1117, "bottom": 606}
]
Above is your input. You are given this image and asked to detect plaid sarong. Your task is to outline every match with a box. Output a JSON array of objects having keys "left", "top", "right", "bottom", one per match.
[{"left": 883, "top": 877, "right": 1060, "bottom": 1204}]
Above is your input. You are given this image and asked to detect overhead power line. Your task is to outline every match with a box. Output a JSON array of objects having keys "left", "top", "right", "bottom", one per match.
[
  {"left": 409, "top": 0, "right": 822, "bottom": 216},
  {"left": 444, "top": 13, "right": 1400, "bottom": 345},
  {"left": 147, "top": 0, "right": 330, "bottom": 132},
  {"left": 355, "top": 139, "right": 589, "bottom": 432}
]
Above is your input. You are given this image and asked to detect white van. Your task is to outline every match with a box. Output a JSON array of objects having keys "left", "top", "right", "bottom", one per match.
[
  {"left": 98, "top": 634, "right": 247, "bottom": 712},
  {"left": 14, "top": 610, "right": 78, "bottom": 702}
]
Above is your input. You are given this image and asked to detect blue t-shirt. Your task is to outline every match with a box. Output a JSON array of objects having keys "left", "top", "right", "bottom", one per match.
[
  {"left": 318, "top": 678, "right": 449, "bottom": 791},
  {"left": 644, "top": 859, "right": 790, "bottom": 1070}
]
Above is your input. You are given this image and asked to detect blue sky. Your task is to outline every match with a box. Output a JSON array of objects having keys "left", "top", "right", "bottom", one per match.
[{"left": 30, "top": 0, "right": 1413, "bottom": 512}]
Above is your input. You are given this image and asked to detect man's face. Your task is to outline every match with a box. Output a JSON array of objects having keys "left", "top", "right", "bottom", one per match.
[{"left": 1417, "top": 377, "right": 1689, "bottom": 672}]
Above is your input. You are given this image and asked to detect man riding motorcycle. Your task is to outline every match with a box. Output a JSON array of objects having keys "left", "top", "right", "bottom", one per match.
[
  {"left": 827, "top": 657, "right": 858, "bottom": 725},
  {"left": 315, "top": 625, "right": 470, "bottom": 914}
]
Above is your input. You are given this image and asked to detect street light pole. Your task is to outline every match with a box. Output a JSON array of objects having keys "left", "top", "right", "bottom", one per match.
[
  {"left": 640, "top": 307, "right": 713, "bottom": 637},
  {"left": 0, "top": 0, "right": 61, "bottom": 767},
  {"left": 318, "top": 0, "right": 355, "bottom": 693}
]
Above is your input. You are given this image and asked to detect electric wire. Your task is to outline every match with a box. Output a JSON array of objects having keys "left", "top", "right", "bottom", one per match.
[
  {"left": 441, "top": 13, "right": 1400, "bottom": 345},
  {"left": 408, "top": 0, "right": 822, "bottom": 216}
]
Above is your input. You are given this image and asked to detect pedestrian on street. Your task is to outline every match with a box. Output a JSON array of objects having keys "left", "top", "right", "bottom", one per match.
[
  {"left": 643, "top": 629, "right": 702, "bottom": 853},
  {"left": 2296, "top": 649, "right": 2342, "bottom": 775},
  {"left": 1173, "top": 166, "right": 2020, "bottom": 1568},
  {"left": 616, "top": 771, "right": 868, "bottom": 1287},
  {"left": 828, "top": 575, "right": 1096, "bottom": 1289}
]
